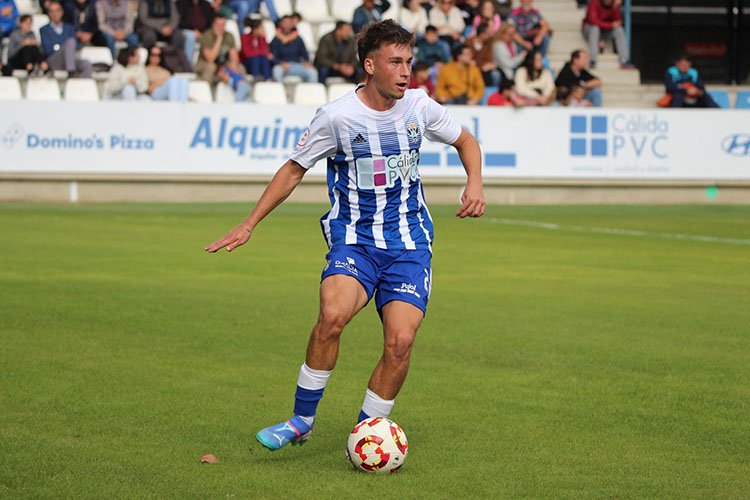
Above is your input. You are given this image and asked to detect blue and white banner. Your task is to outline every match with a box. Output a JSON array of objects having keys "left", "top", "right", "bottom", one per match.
[{"left": 2, "top": 101, "right": 749, "bottom": 179}]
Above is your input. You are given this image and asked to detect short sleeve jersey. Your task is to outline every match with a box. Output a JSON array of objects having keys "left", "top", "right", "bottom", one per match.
[{"left": 290, "top": 87, "right": 462, "bottom": 250}]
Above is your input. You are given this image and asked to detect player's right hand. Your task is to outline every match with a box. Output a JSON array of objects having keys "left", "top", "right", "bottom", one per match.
[{"left": 204, "top": 223, "right": 253, "bottom": 253}]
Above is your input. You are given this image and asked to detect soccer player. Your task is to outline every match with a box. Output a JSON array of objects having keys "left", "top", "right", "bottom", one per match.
[{"left": 205, "top": 19, "right": 485, "bottom": 451}]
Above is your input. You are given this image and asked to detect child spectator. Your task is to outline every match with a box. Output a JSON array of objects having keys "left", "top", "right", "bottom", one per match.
[
  {"left": 436, "top": 43, "right": 484, "bottom": 105},
  {"left": 6, "top": 14, "right": 49, "bottom": 75},
  {"left": 509, "top": 0, "right": 550, "bottom": 57},
  {"left": 408, "top": 60, "right": 435, "bottom": 98},
  {"left": 96, "top": 0, "right": 139, "bottom": 58},
  {"left": 176, "top": 0, "right": 215, "bottom": 66},
  {"left": 400, "top": 0, "right": 428, "bottom": 36},
  {"left": 240, "top": 17, "right": 271, "bottom": 80},
  {"left": 487, "top": 77, "right": 524, "bottom": 106},
  {"left": 582, "top": 0, "right": 632, "bottom": 68},
  {"left": 106, "top": 45, "right": 148, "bottom": 99},
  {"left": 145, "top": 45, "right": 190, "bottom": 101},
  {"left": 492, "top": 23, "right": 526, "bottom": 80},
  {"left": 218, "top": 48, "right": 251, "bottom": 101},
  {"left": 663, "top": 54, "right": 718, "bottom": 108},
  {"left": 567, "top": 84, "right": 590, "bottom": 106},
  {"left": 514, "top": 49, "right": 554, "bottom": 105}
]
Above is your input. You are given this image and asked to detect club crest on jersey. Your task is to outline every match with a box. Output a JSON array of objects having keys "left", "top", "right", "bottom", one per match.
[
  {"left": 355, "top": 150, "right": 420, "bottom": 189},
  {"left": 406, "top": 123, "right": 420, "bottom": 143}
]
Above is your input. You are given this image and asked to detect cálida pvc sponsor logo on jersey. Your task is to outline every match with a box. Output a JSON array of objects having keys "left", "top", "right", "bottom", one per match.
[{"left": 355, "top": 150, "right": 420, "bottom": 189}]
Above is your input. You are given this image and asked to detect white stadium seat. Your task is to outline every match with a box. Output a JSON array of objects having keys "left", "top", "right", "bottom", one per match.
[
  {"left": 188, "top": 80, "right": 213, "bottom": 103},
  {"left": 327, "top": 82, "right": 356, "bottom": 102},
  {"left": 214, "top": 82, "right": 236, "bottom": 103},
  {"left": 292, "top": 82, "right": 327, "bottom": 106},
  {"left": 225, "top": 19, "right": 242, "bottom": 50},
  {"left": 79, "top": 46, "right": 114, "bottom": 67},
  {"left": 381, "top": 2, "right": 400, "bottom": 20},
  {"left": 295, "top": 21, "right": 317, "bottom": 51},
  {"left": 263, "top": 19, "right": 276, "bottom": 43},
  {"left": 0, "top": 77, "right": 23, "bottom": 100},
  {"left": 260, "top": 0, "right": 292, "bottom": 18},
  {"left": 331, "top": 0, "right": 361, "bottom": 22},
  {"left": 296, "top": 0, "right": 332, "bottom": 23},
  {"left": 15, "top": 0, "right": 38, "bottom": 14},
  {"left": 136, "top": 47, "right": 149, "bottom": 66},
  {"left": 64, "top": 78, "right": 100, "bottom": 101},
  {"left": 31, "top": 14, "right": 48, "bottom": 42},
  {"left": 26, "top": 78, "right": 61, "bottom": 101},
  {"left": 253, "top": 81, "right": 287, "bottom": 104},
  {"left": 316, "top": 21, "right": 336, "bottom": 40}
]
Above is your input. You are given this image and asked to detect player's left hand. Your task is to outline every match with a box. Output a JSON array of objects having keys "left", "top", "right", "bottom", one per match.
[
  {"left": 204, "top": 222, "right": 253, "bottom": 253},
  {"left": 456, "top": 184, "right": 486, "bottom": 218}
]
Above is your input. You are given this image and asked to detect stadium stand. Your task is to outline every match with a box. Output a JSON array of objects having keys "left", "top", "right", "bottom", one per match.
[
  {"left": 296, "top": 0, "right": 333, "bottom": 23},
  {"left": 0, "top": 75, "right": 23, "bottom": 100},
  {"left": 63, "top": 78, "right": 100, "bottom": 101},
  {"left": 331, "top": 0, "right": 361, "bottom": 22},
  {"left": 292, "top": 81, "right": 328, "bottom": 105},
  {"left": 225, "top": 18, "right": 242, "bottom": 50},
  {"left": 253, "top": 80, "right": 287, "bottom": 104},
  {"left": 14, "top": 0, "right": 38, "bottom": 15},
  {"left": 215, "top": 81, "right": 237, "bottom": 103},
  {"left": 188, "top": 79, "right": 213, "bottom": 103},
  {"left": 327, "top": 81, "right": 356, "bottom": 101},
  {"left": 25, "top": 77, "right": 61, "bottom": 101}
]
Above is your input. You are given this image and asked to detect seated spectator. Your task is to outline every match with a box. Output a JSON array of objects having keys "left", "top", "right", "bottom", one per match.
[
  {"left": 567, "top": 84, "right": 590, "bottom": 106},
  {"left": 6, "top": 14, "right": 49, "bottom": 75},
  {"left": 314, "top": 21, "right": 360, "bottom": 84},
  {"left": 428, "top": 0, "right": 464, "bottom": 49},
  {"left": 554, "top": 49, "right": 601, "bottom": 107},
  {"left": 408, "top": 60, "right": 435, "bottom": 98},
  {"left": 509, "top": 0, "right": 550, "bottom": 57},
  {"left": 467, "top": 0, "right": 501, "bottom": 39},
  {"left": 218, "top": 48, "right": 251, "bottom": 101},
  {"left": 136, "top": 0, "right": 184, "bottom": 51},
  {"left": 415, "top": 24, "right": 450, "bottom": 67},
  {"left": 106, "top": 45, "right": 148, "bottom": 99},
  {"left": 240, "top": 17, "right": 271, "bottom": 80},
  {"left": 145, "top": 45, "right": 190, "bottom": 101},
  {"left": 64, "top": 0, "right": 107, "bottom": 49},
  {"left": 400, "top": 0, "right": 428, "bottom": 36},
  {"left": 229, "top": 0, "right": 278, "bottom": 26},
  {"left": 270, "top": 14, "right": 316, "bottom": 83},
  {"left": 582, "top": 0, "right": 632, "bottom": 68},
  {"left": 466, "top": 21, "right": 499, "bottom": 86},
  {"left": 663, "top": 54, "right": 718, "bottom": 108},
  {"left": 513, "top": 49, "right": 553, "bottom": 105},
  {"left": 496, "top": 0, "right": 513, "bottom": 19},
  {"left": 457, "top": 0, "right": 479, "bottom": 27},
  {"left": 492, "top": 23, "right": 526, "bottom": 80},
  {"left": 176, "top": 0, "right": 214, "bottom": 65},
  {"left": 436, "top": 44, "right": 484, "bottom": 105},
  {"left": 195, "top": 11, "right": 235, "bottom": 82},
  {"left": 40, "top": 0, "right": 92, "bottom": 76},
  {"left": 96, "top": 0, "right": 139, "bottom": 58},
  {"left": 487, "top": 76, "right": 524, "bottom": 106},
  {"left": 0, "top": 0, "right": 18, "bottom": 41},
  {"left": 352, "top": 0, "right": 391, "bottom": 34}
]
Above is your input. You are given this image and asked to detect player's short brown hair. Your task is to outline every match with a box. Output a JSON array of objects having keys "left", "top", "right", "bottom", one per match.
[{"left": 357, "top": 20, "right": 416, "bottom": 67}]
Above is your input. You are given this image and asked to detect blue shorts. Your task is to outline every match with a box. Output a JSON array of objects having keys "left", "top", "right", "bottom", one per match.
[{"left": 321, "top": 245, "right": 432, "bottom": 315}]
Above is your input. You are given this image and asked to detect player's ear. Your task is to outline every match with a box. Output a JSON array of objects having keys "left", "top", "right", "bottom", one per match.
[{"left": 363, "top": 56, "right": 375, "bottom": 76}]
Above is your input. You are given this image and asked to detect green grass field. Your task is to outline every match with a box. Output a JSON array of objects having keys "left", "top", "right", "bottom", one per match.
[{"left": 1, "top": 202, "right": 749, "bottom": 498}]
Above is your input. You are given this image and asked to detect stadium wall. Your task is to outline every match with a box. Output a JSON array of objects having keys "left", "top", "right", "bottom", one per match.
[{"left": 2, "top": 102, "right": 750, "bottom": 204}]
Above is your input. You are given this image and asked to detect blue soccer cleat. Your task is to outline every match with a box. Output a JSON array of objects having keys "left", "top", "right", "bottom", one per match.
[{"left": 256, "top": 416, "right": 313, "bottom": 451}]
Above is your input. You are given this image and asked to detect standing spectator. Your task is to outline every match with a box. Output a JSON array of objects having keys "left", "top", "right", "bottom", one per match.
[
  {"left": 514, "top": 49, "right": 553, "bottom": 105},
  {"left": 492, "top": 23, "right": 525, "bottom": 80},
  {"left": 240, "top": 17, "right": 271, "bottom": 80},
  {"left": 40, "top": 0, "right": 93, "bottom": 76},
  {"left": 554, "top": 49, "right": 601, "bottom": 106},
  {"left": 136, "top": 0, "right": 184, "bottom": 51},
  {"left": 428, "top": 0, "right": 463, "bottom": 49},
  {"left": 467, "top": 0, "right": 501, "bottom": 39},
  {"left": 466, "top": 21, "right": 499, "bottom": 86},
  {"left": 582, "top": 0, "right": 632, "bottom": 68},
  {"left": 415, "top": 24, "right": 450, "bottom": 67},
  {"left": 229, "top": 0, "right": 278, "bottom": 26},
  {"left": 509, "top": 0, "right": 550, "bottom": 57},
  {"left": 218, "top": 47, "right": 251, "bottom": 101},
  {"left": 145, "top": 45, "right": 190, "bottom": 100},
  {"left": 0, "top": 0, "right": 18, "bottom": 41},
  {"left": 176, "top": 0, "right": 214, "bottom": 65},
  {"left": 97, "top": 0, "right": 139, "bottom": 57},
  {"left": 269, "top": 14, "right": 316, "bottom": 82},
  {"left": 663, "top": 54, "right": 718, "bottom": 108},
  {"left": 194, "top": 11, "right": 234, "bottom": 82},
  {"left": 436, "top": 44, "right": 484, "bottom": 104},
  {"left": 399, "top": 0, "right": 428, "bottom": 36},
  {"left": 6, "top": 14, "right": 49, "bottom": 74},
  {"left": 64, "top": 0, "right": 107, "bottom": 49},
  {"left": 314, "top": 21, "right": 359, "bottom": 84},
  {"left": 352, "top": 0, "right": 391, "bottom": 34},
  {"left": 106, "top": 45, "right": 148, "bottom": 99}
]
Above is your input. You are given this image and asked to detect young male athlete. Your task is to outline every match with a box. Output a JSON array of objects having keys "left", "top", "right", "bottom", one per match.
[{"left": 205, "top": 19, "right": 485, "bottom": 451}]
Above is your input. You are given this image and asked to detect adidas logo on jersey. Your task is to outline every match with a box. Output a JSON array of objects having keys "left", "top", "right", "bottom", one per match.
[{"left": 351, "top": 133, "right": 367, "bottom": 145}]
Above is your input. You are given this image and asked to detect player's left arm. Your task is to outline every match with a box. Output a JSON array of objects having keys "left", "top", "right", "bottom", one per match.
[{"left": 452, "top": 128, "right": 486, "bottom": 218}]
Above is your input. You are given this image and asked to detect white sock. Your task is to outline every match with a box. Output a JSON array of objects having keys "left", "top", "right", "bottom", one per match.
[
  {"left": 297, "top": 363, "right": 331, "bottom": 391},
  {"left": 360, "top": 388, "right": 395, "bottom": 418},
  {"left": 294, "top": 363, "right": 332, "bottom": 425}
]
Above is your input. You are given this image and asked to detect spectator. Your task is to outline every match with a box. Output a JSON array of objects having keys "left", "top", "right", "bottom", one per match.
[
  {"left": 314, "top": 21, "right": 359, "bottom": 84},
  {"left": 40, "top": 0, "right": 93, "bottom": 76},
  {"left": 554, "top": 49, "right": 601, "bottom": 106},
  {"left": 64, "top": 0, "right": 107, "bottom": 49},
  {"left": 582, "top": 0, "right": 632, "bottom": 68},
  {"left": 0, "top": 0, "right": 18, "bottom": 41},
  {"left": 415, "top": 24, "right": 449, "bottom": 67},
  {"left": 428, "top": 0, "right": 463, "bottom": 48},
  {"left": 466, "top": 21, "right": 499, "bottom": 86},
  {"left": 514, "top": 49, "right": 553, "bottom": 105},
  {"left": 567, "top": 84, "right": 590, "bottom": 106},
  {"left": 145, "top": 45, "right": 190, "bottom": 100},
  {"left": 509, "top": 0, "right": 550, "bottom": 57},
  {"left": 96, "top": 0, "right": 139, "bottom": 57},
  {"left": 195, "top": 11, "right": 234, "bottom": 82},
  {"left": 6, "top": 14, "right": 49, "bottom": 75},
  {"left": 436, "top": 44, "right": 484, "bottom": 104},
  {"left": 136, "top": 0, "right": 184, "bottom": 51},
  {"left": 487, "top": 76, "right": 523, "bottom": 106},
  {"left": 352, "top": 0, "right": 391, "bottom": 34},
  {"left": 492, "top": 23, "right": 526, "bottom": 80},
  {"left": 399, "top": 0, "right": 428, "bottom": 36},
  {"left": 663, "top": 54, "right": 718, "bottom": 108},
  {"left": 270, "top": 14, "right": 316, "bottom": 82},
  {"left": 229, "top": 0, "right": 278, "bottom": 26},
  {"left": 408, "top": 60, "right": 435, "bottom": 98},
  {"left": 467, "top": 0, "right": 501, "bottom": 39},
  {"left": 457, "top": 0, "right": 479, "bottom": 26},
  {"left": 240, "top": 17, "right": 271, "bottom": 80},
  {"left": 106, "top": 45, "right": 148, "bottom": 99},
  {"left": 218, "top": 47, "right": 251, "bottom": 101},
  {"left": 176, "top": 0, "right": 214, "bottom": 65}
]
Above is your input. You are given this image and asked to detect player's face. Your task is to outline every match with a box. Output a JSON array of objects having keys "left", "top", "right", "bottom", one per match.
[{"left": 367, "top": 43, "right": 413, "bottom": 100}]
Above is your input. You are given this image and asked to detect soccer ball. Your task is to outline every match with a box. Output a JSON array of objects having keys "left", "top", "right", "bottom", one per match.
[{"left": 346, "top": 417, "right": 408, "bottom": 474}]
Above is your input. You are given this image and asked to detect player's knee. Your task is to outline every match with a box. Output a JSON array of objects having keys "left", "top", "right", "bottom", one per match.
[
  {"left": 317, "top": 307, "right": 350, "bottom": 338},
  {"left": 384, "top": 332, "right": 415, "bottom": 363}
]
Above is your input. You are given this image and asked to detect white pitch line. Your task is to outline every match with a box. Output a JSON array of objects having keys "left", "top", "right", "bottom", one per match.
[{"left": 485, "top": 218, "right": 750, "bottom": 246}]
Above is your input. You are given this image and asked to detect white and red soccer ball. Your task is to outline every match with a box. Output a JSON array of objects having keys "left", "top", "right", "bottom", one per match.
[{"left": 346, "top": 417, "right": 408, "bottom": 474}]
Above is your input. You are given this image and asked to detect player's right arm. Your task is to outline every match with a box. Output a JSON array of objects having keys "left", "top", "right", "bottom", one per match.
[{"left": 204, "top": 160, "right": 306, "bottom": 253}]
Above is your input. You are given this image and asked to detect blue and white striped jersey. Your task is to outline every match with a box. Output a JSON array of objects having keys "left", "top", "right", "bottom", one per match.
[{"left": 289, "top": 87, "right": 462, "bottom": 250}]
